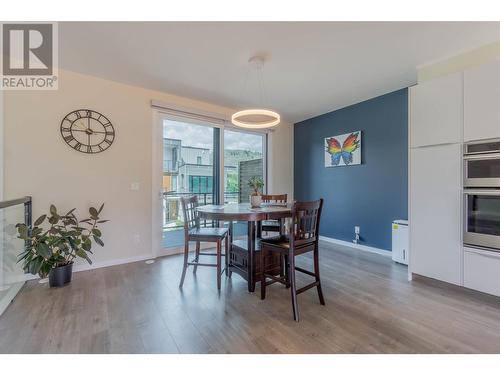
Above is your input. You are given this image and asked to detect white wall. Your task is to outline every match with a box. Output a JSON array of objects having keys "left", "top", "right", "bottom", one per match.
[
  {"left": 3, "top": 69, "right": 294, "bottom": 269},
  {"left": 418, "top": 40, "right": 500, "bottom": 82}
]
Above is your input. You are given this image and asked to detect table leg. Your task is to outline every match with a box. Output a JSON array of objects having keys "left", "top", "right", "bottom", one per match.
[
  {"left": 227, "top": 221, "right": 233, "bottom": 277},
  {"left": 247, "top": 220, "right": 255, "bottom": 292}
]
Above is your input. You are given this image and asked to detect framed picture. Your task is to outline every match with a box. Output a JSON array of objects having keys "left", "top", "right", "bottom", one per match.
[{"left": 324, "top": 131, "right": 362, "bottom": 167}]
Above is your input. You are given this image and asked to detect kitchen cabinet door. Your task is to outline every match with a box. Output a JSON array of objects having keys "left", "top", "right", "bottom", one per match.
[
  {"left": 410, "top": 72, "right": 463, "bottom": 148},
  {"left": 464, "top": 247, "right": 500, "bottom": 297},
  {"left": 464, "top": 60, "right": 500, "bottom": 142},
  {"left": 410, "top": 143, "right": 462, "bottom": 285}
]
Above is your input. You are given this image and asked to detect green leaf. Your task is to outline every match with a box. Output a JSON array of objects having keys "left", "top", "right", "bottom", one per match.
[
  {"left": 93, "top": 236, "right": 104, "bottom": 246},
  {"left": 89, "top": 207, "right": 98, "bottom": 218},
  {"left": 50, "top": 205, "right": 57, "bottom": 215},
  {"left": 65, "top": 208, "right": 76, "bottom": 216},
  {"left": 97, "top": 203, "right": 105, "bottom": 215},
  {"left": 29, "top": 257, "right": 43, "bottom": 275},
  {"left": 17, "top": 224, "right": 28, "bottom": 240},
  {"left": 75, "top": 249, "right": 87, "bottom": 259},
  {"left": 97, "top": 220, "right": 109, "bottom": 223},
  {"left": 92, "top": 228, "right": 102, "bottom": 237},
  {"left": 36, "top": 242, "right": 51, "bottom": 258},
  {"left": 48, "top": 215, "right": 60, "bottom": 225},
  {"left": 34, "top": 214, "right": 46, "bottom": 226},
  {"left": 17, "top": 250, "right": 31, "bottom": 262}
]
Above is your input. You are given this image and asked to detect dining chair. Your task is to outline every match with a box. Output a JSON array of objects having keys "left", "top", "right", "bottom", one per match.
[
  {"left": 260, "top": 194, "right": 288, "bottom": 234},
  {"left": 260, "top": 199, "right": 325, "bottom": 321},
  {"left": 179, "top": 195, "right": 229, "bottom": 290}
]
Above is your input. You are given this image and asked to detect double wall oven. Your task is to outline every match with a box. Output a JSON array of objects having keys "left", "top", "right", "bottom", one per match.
[{"left": 464, "top": 140, "right": 500, "bottom": 252}]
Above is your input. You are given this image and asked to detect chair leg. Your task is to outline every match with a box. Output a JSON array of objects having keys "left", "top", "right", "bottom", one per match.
[
  {"left": 228, "top": 221, "right": 233, "bottom": 278},
  {"left": 314, "top": 246, "right": 325, "bottom": 305},
  {"left": 260, "top": 247, "right": 267, "bottom": 300},
  {"left": 193, "top": 241, "right": 200, "bottom": 274},
  {"left": 289, "top": 254, "right": 299, "bottom": 322},
  {"left": 285, "top": 254, "right": 290, "bottom": 289},
  {"left": 179, "top": 240, "right": 189, "bottom": 287},
  {"left": 216, "top": 240, "right": 222, "bottom": 290},
  {"left": 224, "top": 234, "right": 229, "bottom": 277}
]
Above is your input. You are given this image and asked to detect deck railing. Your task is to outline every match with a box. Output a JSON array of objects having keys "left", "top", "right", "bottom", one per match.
[{"left": 162, "top": 191, "right": 239, "bottom": 229}]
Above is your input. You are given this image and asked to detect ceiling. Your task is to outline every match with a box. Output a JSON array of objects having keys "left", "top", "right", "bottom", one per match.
[{"left": 59, "top": 22, "right": 500, "bottom": 123}]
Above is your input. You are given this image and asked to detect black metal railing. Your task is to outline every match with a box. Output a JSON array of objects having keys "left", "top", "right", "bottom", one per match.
[{"left": 162, "top": 191, "right": 239, "bottom": 229}]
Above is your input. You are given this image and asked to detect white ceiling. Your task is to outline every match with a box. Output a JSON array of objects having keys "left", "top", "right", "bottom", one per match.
[{"left": 59, "top": 22, "right": 500, "bottom": 123}]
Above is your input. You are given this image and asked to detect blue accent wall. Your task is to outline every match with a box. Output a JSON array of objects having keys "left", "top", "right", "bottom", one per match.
[{"left": 294, "top": 89, "right": 408, "bottom": 251}]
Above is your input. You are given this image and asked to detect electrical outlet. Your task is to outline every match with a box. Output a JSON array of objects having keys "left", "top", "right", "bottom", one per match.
[
  {"left": 133, "top": 234, "right": 141, "bottom": 244},
  {"left": 355, "top": 226, "right": 360, "bottom": 235}
]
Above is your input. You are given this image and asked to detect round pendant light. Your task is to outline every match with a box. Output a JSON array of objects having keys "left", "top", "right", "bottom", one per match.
[
  {"left": 231, "top": 109, "right": 280, "bottom": 129},
  {"left": 231, "top": 56, "right": 280, "bottom": 129}
]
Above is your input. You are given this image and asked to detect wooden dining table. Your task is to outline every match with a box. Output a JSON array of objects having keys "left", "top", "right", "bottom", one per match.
[{"left": 196, "top": 203, "right": 292, "bottom": 292}]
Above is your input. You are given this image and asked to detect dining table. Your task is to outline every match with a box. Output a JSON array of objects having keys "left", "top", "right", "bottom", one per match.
[{"left": 196, "top": 202, "right": 292, "bottom": 292}]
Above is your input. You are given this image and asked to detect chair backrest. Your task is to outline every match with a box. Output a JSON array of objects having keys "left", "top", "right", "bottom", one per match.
[
  {"left": 180, "top": 195, "right": 200, "bottom": 233},
  {"left": 289, "top": 199, "right": 324, "bottom": 248},
  {"left": 261, "top": 194, "right": 288, "bottom": 204}
]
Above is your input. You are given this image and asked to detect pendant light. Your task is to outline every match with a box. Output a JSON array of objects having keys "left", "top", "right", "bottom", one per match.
[{"left": 231, "top": 56, "right": 280, "bottom": 129}]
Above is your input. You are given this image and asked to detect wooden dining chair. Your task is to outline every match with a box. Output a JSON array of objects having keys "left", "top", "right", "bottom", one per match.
[
  {"left": 179, "top": 195, "right": 229, "bottom": 290},
  {"left": 260, "top": 199, "right": 325, "bottom": 321},
  {"left": 260, "top": 194, "right": 287, "bottom": 234}
]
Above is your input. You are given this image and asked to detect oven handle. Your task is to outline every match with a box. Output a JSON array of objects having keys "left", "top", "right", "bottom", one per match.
[
  {"left": 464, "top": 189, "right": 500, "bottom": 196},
  {"left": 464, "top": 152, "right": 500, "bottom": 160}
]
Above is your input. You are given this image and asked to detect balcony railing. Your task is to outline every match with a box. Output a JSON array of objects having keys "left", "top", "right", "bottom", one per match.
[
  {"left": 0, "top": 196, "right": 32, "bottom": 316},
  {"left": 162, "top": 191, "right": 239, "bottom": 230},
  {"left": 163, "top": 160, "right": 181, "bottom": 173}
]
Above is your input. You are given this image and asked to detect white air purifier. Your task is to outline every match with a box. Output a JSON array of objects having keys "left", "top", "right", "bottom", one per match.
[{"left": 392, "top": 220, "right": 408, "bottom": 265}]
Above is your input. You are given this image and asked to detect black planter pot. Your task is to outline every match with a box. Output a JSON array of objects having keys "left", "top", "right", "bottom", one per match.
[{"left": 48, "top": 262, "right": 73, "bottom": 287}]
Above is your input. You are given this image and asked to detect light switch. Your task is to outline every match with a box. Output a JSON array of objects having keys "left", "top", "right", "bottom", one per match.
[{"left": 130, "top": 182, "right": 140, "bottom": 191}]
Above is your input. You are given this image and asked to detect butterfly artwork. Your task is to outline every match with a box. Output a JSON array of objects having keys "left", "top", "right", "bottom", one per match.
[{"left": 324, "top": 131, "right": 362, "bottom": 167}]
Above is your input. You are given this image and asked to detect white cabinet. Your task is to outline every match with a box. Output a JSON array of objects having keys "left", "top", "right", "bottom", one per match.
[
  {"left": 464, "top": 247, "right": 500, "bottom": 297},
  {"left": 464, "top": 60, "right": 500, "bottom": 142},
  {"left": 410, "top": 143, "right": 462, "bottom": 285},
  {"left": 410, "top": 72, "right": 463, "bottom": 148}
]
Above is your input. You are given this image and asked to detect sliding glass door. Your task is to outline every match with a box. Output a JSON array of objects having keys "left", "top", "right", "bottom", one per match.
[
  {"left": 223, "top": 129, "right": 266, "bottom": 203},
  {"left": 223, "top": 129, "right": 266, "bottom": 239},
  {"left": 159, "top": 115, "right": 267, "bottom": 250},
  {"left": 162, "top": 118, "right": 218, "bottom": 249}
]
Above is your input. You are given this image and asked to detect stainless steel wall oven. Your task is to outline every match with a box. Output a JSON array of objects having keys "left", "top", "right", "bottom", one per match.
[{"left": 464, "top": 140, "right": 500, "bottom": 251}]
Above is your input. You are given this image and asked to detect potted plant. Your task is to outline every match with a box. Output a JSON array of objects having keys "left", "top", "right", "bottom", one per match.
[
  {"left": 248, "top": 176, "right": 264, "bottom": 208},
  {"left": 16, "top": 204, "right": 108, "bottom": 287}
]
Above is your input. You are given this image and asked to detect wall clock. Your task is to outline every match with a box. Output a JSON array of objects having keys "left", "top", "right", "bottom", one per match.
[{"left": 60, "top": 109, "right": 115, "bottom": 154}]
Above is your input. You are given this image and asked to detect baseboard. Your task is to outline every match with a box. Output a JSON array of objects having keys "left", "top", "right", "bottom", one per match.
[
  {"left": 72, "top": 253, "right": 154, "bottom": 273},
  {"left": 156, "top": 242, "right": 219, "bottom": 258},
  {"left": 319, "top": 236, "right": 391, "bottom": 258}
]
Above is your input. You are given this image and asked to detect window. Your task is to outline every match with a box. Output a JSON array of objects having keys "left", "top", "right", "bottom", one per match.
[
  {"left": 189, "top": 176, "right": 213, "bottom": 193},
  {"left": 223, "top": 129, "right": 265, "bottom": 203},
  {"left": 197, "top": 156, "right": 202, "bottom": 165}
]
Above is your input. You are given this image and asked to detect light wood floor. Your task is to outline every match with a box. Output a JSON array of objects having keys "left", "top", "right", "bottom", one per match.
[{"left": 1, "top": 242, "right": 500, "bottom": 354}]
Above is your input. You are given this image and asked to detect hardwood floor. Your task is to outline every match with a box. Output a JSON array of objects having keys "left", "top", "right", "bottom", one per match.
[{"left": 1, "top": 242, "right": 500, "bottom": 353}]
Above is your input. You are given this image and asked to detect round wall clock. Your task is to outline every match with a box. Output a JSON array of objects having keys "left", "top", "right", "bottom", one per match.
[{"left": 60, "top": 109, "right": 115, "bottom": 154}]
